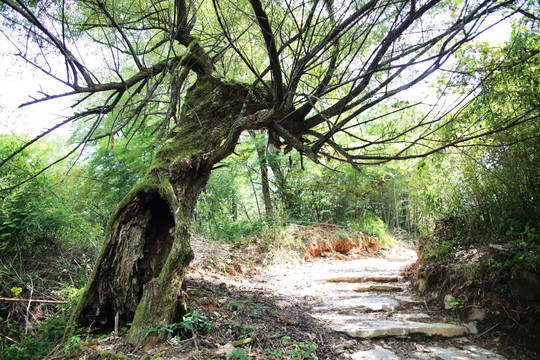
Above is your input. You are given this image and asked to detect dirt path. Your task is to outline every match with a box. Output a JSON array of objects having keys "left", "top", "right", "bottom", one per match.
[
  {"left": 244, "top": 245, "right": 508, "bottom": 359},
  {"left": 186, "top": 240, "right": 524, "bottom": 359}
]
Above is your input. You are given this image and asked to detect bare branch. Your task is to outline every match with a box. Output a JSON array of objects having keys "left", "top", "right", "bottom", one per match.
[
  {"left": 248, "top": 0, "right": 284, "bottom": 109},
  {"left": 96, "top": 1, "right": 144, "bottom": 70}
]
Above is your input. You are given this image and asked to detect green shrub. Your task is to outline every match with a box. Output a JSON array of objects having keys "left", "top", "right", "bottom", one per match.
[
  {"left": 1, "top": 311, "right": 69, "bottom": 359},
  {"left": 350, "top": 211, "right": 392, "bottom": 244}
]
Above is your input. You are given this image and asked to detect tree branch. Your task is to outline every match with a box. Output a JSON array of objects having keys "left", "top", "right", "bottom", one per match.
[{"left": 248, "top": 0, "right": 284, "bottom": 109}]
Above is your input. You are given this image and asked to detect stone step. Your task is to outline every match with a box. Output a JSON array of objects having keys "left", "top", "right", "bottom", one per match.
[
  {"left": 322, "top": 276, "right": 402, "bottom": 283},
  {"left": 330, "top": 318, "right": 469, "bottom": 338},
  {"left": 354, "top": 285, "right": 404, "bottom": 293},
  {"left": 349, "top": 345, "right": 506, "bottom": 360},
  {"left": 313, "top": 296, "right": 399, "bottom": 312}
]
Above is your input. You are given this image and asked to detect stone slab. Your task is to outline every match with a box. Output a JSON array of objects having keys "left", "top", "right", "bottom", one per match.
[
  {"left": 391, "top": 312, "right": 430, "bottom": 320},
  {"left": 414, "top": 345, "right": 506, "bottom": 360},
  {"left": 349, "top": 348, "right": 399, "bottom": 360},
  {"left": 313, "top": 297, "right": 399, "bottom": 312},
  {"left": 354, "top": 285, "right": 404, "bottom": 293},
  {"left": 323, "top": 276, "right": 402, "bottom": 283},
  {"left": 331, "top": 318, "right": 469, "bottom": 338}
]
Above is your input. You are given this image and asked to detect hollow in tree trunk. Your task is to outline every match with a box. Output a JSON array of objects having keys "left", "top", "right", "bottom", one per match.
[{"left": 66, "top": 76, "right": 268, "bottom": 344}]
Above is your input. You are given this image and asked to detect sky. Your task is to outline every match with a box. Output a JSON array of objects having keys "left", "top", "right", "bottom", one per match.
[{"left": 0, "top": 12, "right": 513, "bottom": 140}]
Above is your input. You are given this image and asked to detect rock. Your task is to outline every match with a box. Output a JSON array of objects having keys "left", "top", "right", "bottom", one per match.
[
  {"left": 465, "top": 321, "right": 478, "bottom": 334},
  {"left": 444, "top": 294, "right": 454, "bottom": 309},
  {"left": 489, "top": 244, "right": 509, "bottom": 251},
  {"left": 394, "top": 295, "right": 422, "bottom": 304},
  {"left": 414, "top": 345, "right": 506, "bottom": 360},
  {"left": 392, "top": 312, "right": 430, "bottom": 320},
  {"left": 416, "top": 278, "right": 427, "bottom": 292},
  {"left": 509, "top": 268, "right": 540, "bottom": 304},
  {"left": 331, "top": 318, "right": 469, "bottom": 338},
  {"left": 215, "top": 343, "right": 236, "bottom": 357},
  {"left": 468, "top": 307, "right": 486, "bottom": 321},
  {"left": 349, "top": 348, "right": 399, "bottom": 360}
]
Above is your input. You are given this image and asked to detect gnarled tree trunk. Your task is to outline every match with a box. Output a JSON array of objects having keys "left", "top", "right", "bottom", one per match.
[{"left": 66, "top": 76, "right": 267, "bottom": 343}]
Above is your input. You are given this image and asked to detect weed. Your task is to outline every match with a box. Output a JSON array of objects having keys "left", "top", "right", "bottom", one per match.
[
  {"left": 1, "top": 312, "right": 69, "bottom": 359},
  {"left": 144, "top": 311, "right": 213, "bottom": 339},
  {"left": 227, "top": 347, "right": 253, "bottom": 360},
  {"left": 263, "top": 336, "right": 319, "bottom": 360}
]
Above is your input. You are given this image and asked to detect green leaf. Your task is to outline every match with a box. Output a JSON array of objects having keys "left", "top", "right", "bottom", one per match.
[{"left": 11, "top": 287, "right": 23, "bottom": 296}]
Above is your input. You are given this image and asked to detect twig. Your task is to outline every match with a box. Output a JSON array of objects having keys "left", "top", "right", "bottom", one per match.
[
  {"left": 230, "top": 337, "right": 255, "bottom": 346},
  {"left": 478, "top": 323, "right": 499, "bottom": 337},
  {"left": 2, "top": 334, "right": 18, "bottom": 344},
  {"left": 114, "top": 311, "right": 119, "bottom": 336},
  {"left": 502, "top": 305, "right": 523, "bottom": 329},
  {"left": 24, "top": 277, "right": 33, "bottom": 335},
  {"left": 423, "top": 298, "right": 430, "bottom": 312},
  {"left": 167, "top": 335, "right": 196, "bottom": 347},
  {"left": 0, "top": 297, "right": 68, "bottom": 304}
]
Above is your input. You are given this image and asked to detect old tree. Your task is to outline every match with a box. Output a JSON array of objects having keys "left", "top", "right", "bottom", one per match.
[{"left": 0, "top": 0, "right": 537, "bottom": 343}]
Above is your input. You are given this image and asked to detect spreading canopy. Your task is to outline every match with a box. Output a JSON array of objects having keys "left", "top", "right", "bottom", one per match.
[{"left": 0, "top": 0, "right": 538, "bottom": 185}]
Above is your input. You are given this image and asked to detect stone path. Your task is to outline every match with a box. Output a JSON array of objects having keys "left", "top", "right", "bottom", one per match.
[{"left": 260, "top": 245, "right": 506, "bottom": 360}]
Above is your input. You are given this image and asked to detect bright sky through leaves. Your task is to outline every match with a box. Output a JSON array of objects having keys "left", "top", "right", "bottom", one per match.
[{"left": 0, "top": 11, "right": 512, "bottom": 138}]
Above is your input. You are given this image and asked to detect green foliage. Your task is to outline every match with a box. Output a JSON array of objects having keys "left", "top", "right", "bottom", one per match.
[
  {"left": 0, "top": 134, "right": 101, "bottom": 264},
  {"left": 180, "top": 311, "right": 213, "bottom": 335},
  {"left": 1, "top": 309, "right": 69, "bottom": 359},
  {"left": 428, "top": 27, "right": 540, "bottom": 268},
  {"left": 194, "top": 132, "right": 430, "bottom": 245},
  {"left": 419, "top": 26, "right": 540, "bottom": 299},
  {"left": 76, "top": 132, "right": 155, "bottom": 218},
  {"left": 145, "top": 311, "right": 213, "bottom": 338},
  {"left": 350, "top": 211, "right": 392, "bottom": 244},
  {"left": 263, "top": 336, "right": 318, "bottom": 360},
  {"left": 227, "top": 347, "right": 253, "bottom": 360}
]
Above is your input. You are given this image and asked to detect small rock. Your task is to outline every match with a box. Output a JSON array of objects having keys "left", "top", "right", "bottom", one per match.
[
  {"left": 416, "top": 278, "right": 427, "bottom": 292},
  {"left": 489, "top": 244, "right": 509, "bottom": 251},
  {"left": 215, "top": 343, "right": 235, "bottom": 357},
  {"left": 468, "top": 307, "right": 486, "bottom": 321},
  {"left": 465, "top": 321, "right": 478, "bottom": 334}
]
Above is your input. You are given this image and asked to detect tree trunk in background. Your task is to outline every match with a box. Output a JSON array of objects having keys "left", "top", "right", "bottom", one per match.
[
  {"left": 249, "top": 130, "right": 274, "bottom": 220},
  {"left": 260, "top": 160, "right": 273, "bottom": 219},
  {"left": 66, "top": 76, "right": 266, "bottom": 344},
  {"left": 268, "top": 153, "right": 293, "bottom": 216}
]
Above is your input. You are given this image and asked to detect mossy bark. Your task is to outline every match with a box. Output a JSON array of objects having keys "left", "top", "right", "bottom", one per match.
[{"left": 65, "top": 76, "right": 267, "bottom": 344}]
